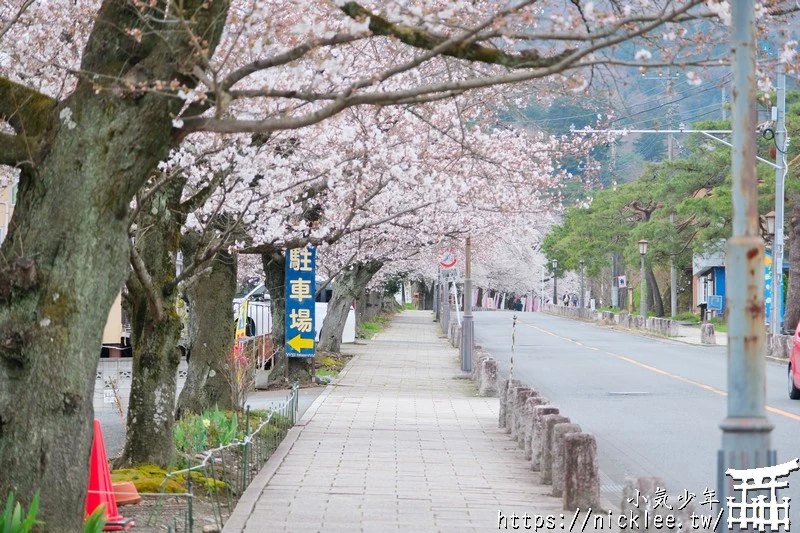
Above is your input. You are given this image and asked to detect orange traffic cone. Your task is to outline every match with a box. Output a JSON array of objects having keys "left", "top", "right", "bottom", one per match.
[{"left": 86, "top": 419, "right": 135, "bottom": 531}]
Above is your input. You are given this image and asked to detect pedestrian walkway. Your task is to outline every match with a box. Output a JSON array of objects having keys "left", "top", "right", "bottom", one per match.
[
  {"left": 675, "top": 324, "right": 728, "bottom": 346},
  {"left": 223, "top": 311, "right": 568, "bottom": 533}
]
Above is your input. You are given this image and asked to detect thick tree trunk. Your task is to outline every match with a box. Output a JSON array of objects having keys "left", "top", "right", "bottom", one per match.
[
  {"left": 176, "top": 244, "right": 237, "bottom": 417},
  {"left": 784, "top": 197, "right": 800, "bottom": 332},
  {"left": 319, "top": 261, "right": 383, "bottom": 353},
  {"left": 261, "top": 251, "right": 311, "bottom": 382},
  {"left": 120, "top": 183, "right": 184, "bottom": 467},
  {"left": 0, "top": 3, "right": 230, "bottom": 525},
  {"left": 646, "top": 268, "right": 664, "bottom": 317}
]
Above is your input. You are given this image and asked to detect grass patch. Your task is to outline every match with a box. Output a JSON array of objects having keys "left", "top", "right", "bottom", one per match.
[
  {"left": 403, "top": 303, "right": 416, "bottom": 310},
  {"left": 357, "top": 314, "right": 392, "bottom": 339},
  {"left": 709, "top": 317, "right": 727, "bottom": 332},
  {"left": 111, "top": 465, "right": 228, "bottom": 494},
  {"left": 673, "top": 311, "right": 700, "bottom": 323}
]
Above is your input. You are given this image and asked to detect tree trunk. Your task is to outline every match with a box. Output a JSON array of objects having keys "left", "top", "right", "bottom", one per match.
[
  {"left": 261, "top": 251, "right": 311, "bottom": 382},
  {"left": 319, "top": 261, "right": 383, "bottom": 353},
  {"left": 120, "top": 183, "right": 184, "bottom": 467},
  {"left": 646, "top": 268, "right": 664, "bottom": 317},
  {"left": 784, "top": 196, "right": 800, "bottom": 331},
  {"left": 176, "top": 243, "right": 237, "bottom": 417},
  {"left": 0, "top": 3, "right": 230, "bottom": 525}
]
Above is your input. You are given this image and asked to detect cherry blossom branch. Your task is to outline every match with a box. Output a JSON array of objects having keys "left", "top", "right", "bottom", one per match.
[
  {"left": 220, "top": 33, "right": 366, "bottom": 92},
  {"left": 0, "top": 0, "right": 34, "bottom": 44},
  {"left": 339, "top": 1, "right": 570, "bottom": 70},
  {"left": 181, "top": 0, "right": 703, "bottom": 135}
]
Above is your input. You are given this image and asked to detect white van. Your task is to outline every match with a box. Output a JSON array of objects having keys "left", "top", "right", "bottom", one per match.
[{"left": 233, "top": 282, "right": 356, "bottom": 343}]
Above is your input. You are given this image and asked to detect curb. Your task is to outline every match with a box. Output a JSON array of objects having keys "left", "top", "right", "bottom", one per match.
[
  {"left": 543, "top": 311, "right": 729, "bottom": 348},
  {"left": 222, "top": 353, "right": 361, "bottom": 532}
]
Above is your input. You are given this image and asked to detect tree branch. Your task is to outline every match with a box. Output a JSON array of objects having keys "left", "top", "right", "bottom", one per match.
[
  {"left": 0, "top": 132, "right": 36, "bottom": 168},
  {"left": 0, "top": 0, "right": 35, "bottom": 44},
  {"left": 339, "top": 1, "right": 573, "bottom": 69},
  {"left": 0, "top": 77, "right": 56, "bottom": 136},
  {"left": 129, "top": 245, "right": 164, "bottom": 322}
]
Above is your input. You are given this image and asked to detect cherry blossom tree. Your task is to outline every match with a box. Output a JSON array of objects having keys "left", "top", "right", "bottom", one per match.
[{"left": 1, "top": 0, "right": 798, "bottom": 527}]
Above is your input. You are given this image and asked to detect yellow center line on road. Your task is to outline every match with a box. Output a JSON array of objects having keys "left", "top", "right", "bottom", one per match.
[{"left": 511, "top": 318, "right": 800, "bottom": 423}]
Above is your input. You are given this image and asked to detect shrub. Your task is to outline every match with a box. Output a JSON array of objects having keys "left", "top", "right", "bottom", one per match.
[{"left": 175, "top": 406, "right": 240, "bottom": 454}]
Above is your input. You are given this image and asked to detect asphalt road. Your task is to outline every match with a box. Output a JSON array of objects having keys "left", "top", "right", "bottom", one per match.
[{"left": 473, "top": 310, "right": 800, "bottom": 506}]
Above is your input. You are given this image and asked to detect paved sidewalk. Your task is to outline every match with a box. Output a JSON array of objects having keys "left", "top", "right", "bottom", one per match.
[
  {"left": 224, "top": 311, "right": 569, "bottom": 533},
  {"left": 675, "top": 324, "right": 728, "bottom": 346}
]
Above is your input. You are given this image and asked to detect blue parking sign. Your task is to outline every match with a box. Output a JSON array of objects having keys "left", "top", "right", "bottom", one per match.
[{"left": 285, "top": 247, "right": 316, "bottom": 358}]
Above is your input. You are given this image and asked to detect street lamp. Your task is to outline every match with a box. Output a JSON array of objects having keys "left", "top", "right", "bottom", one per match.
[
  {"left": 552, "top": 259, "right": 558, "bottom": 305},
  {"left": 579, "top": 260, "right": 585, "bottom": 309},
  {"left": 638, "top": 240, "right": 649, "bottom": 318},
  {"left": 766, "top": 210, "right": 776, "bottom": 237}
]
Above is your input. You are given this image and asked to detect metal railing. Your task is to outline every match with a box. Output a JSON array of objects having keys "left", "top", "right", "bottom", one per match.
[{"left": 122, "top": 383, "right": 299, "bottom": 532}]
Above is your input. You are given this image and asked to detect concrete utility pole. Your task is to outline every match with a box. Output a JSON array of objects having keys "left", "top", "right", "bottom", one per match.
[
  {"left": 460, "top": 237, "right": 473, "bottom": 373},
  {"left": 668, "top": 77, "right": 678, "bottom": 318},
  {"left": 643, "top": 70, "right": 680, "bottom": 316},
  {"left": 579, "top": 260, "right": 585, "bottom": 309},
  {"left": 552, "top": 259, "right": 558, "bottom": 305},
  {"left": 770, "top": 74, "right": 786, "bottom": 335},
  {"left": 719, "top": 0, "right": 774, "bottom": 516}
]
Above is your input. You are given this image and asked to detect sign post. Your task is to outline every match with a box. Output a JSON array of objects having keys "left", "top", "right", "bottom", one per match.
[{"left": 285, "top": 246, "right": 316, "bottom": 358}]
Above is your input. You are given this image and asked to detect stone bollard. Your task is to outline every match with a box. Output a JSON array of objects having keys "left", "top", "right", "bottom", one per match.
[
  {"left": 505, "top": 381, "right": 524, "bottom": 433},
  {"left": 516, "top": 390, "right": 540, "bottom": 450},
  {"left": 541, "top": 414, "right": 571, "bottom": 484},
  {"left": 700, "top": 323, "right": 716, "bottom": 344},
  {"left": 523, "top": 396, "right": 548, "bottom": 460},
  {"left": 499, "top": 379, "right": 509, "bottom": 428},
  {"left": 479, "top": 358, "right": 498, "bottom": 396},
  {"left": 530, "top": 405, "right": 559, "bottom": 471},
  {"left": 511, "top": 387, "right": 534, "bottom": 441},
  {"left": 562, "top": 433, "right": 600, "bottom": 509},
  {"left": 551, "top": 423, "right": 582, "bottom": 497}
]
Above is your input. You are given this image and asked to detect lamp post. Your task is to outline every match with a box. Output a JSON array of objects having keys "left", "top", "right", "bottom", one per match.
[
  {"left": 552, "top": 259, "right": 558, "bottom": 305},
  {"left": 638, "top": 240, "right": 649, "bottom": 318},
  {"left": 766, "top": 210, "right": 777, "bottom": 333},
  {"left": 579, "top": 260, "right": 585, "bottom": 309},
  {"left": 461, "top": 237, "right": 474, "bottom": 372}
]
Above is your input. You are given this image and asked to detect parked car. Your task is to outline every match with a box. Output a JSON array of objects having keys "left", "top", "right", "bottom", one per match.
[{"left": 789, "top": 322, "right": 800, "bottom": 399}]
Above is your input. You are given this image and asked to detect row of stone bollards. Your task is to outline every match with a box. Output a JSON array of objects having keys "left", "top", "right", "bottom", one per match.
[{"left": 498, "top": 379, "right": 600, "bottom": 510}]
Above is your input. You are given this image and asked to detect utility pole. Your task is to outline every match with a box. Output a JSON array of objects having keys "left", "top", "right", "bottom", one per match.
[
  {"left": 643, "top": 70, "right": 680, "bottom": 317},
  {"left": 611, "top": 253, "right": 618, "bottom": 308},
  {"left": 667, "top": 74, "right": 678, "bottom": 318},
  {"left": 540, "top": 265, "right": 544, "bottom": 308},
  {"left": 770, "top": 74, "right": 786, "bottom": 335},
  {"left": 719, "top": 0, "right": 774, "bottom": 520},
  {"left": 579, "top": 260, "right": 585, "bottom": 309},
  {"left": 460, "top": 237, "right": 473, "bottom": 372},
  {"left": 721, "top": 84, "right": 727, "bottom": 120},
  {"left": 552, "top": 260, "right": 558, "bottom": 305}
]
